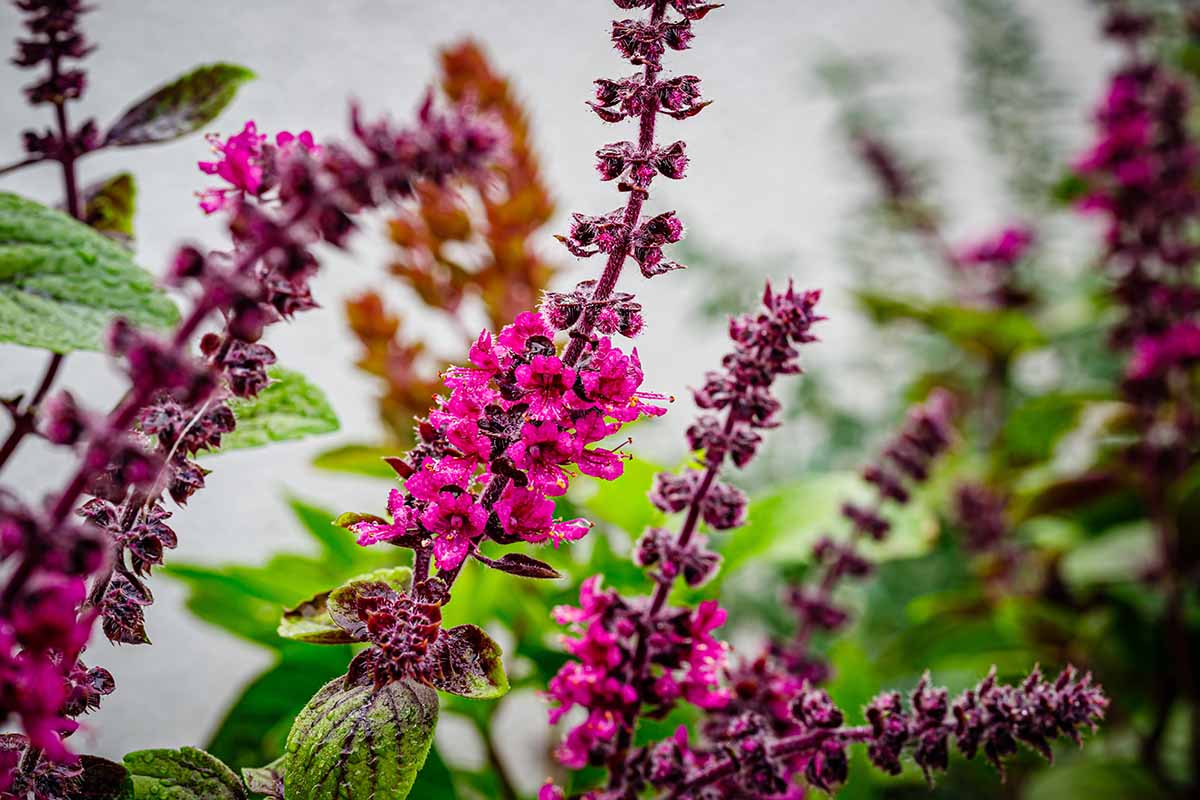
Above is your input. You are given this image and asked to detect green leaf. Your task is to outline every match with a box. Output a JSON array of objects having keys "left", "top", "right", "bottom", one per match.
[
  {"left": 285, "top": 677, "right": 438, "bottom": 800},
  {"left": 1000, "top": 392, "right": 1092, "bottom": 464},
  {"left": 287, "top": 496, "right": 361, "bottom": 567},
  {"left": 208, "top": 368, "right": 339, "bottom": 453},
  {"left": 1025, "top": 760, "right": 1157, "bottom": 800},
  {"left": 1051, "top": 170, "right": 1089, "bottom": 206},
  {"left": 425, "top": 624, "right": 509, "bottom": 699},
  {"left": 720, "top": 472, "right": 941, "bottom": 578},
  {"left": 82, "top": 173, "right": 136, "bottom": 247},
  {"left": 0, "top": 192, "right": 179, "bottom": 352},
  {"left": 856, "top": 291, "right": 1045, "bottom": 356},
  {"left": 1061, "top": 522, "right": 1156, "bottom": 588},
  {"left": 123, "top": 747, "right": 246, "bottom": 800},
  {"left": 313, "top": 443, "right": 404, "bottom": 479},
  {"left": 105, "top": 63, "right": 255, "bottom": 147},
  {"left": 278, "top": 590, "right": 356, "bottom": 644}
]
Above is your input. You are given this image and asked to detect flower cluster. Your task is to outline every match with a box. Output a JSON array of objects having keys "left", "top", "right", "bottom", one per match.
[
  {"left": 548, "top": 0, "right": 722, "bottom": 369},
  {"left": 675, "top": 665, "right": 1106, "bottom": 796},
  {"left": 773, "top": 390, "right": 955, "bottom": 680},
  {"left": 347, "top": 40, "right": 559, "bottom": 445},
  {"left": 953, "top": 481, "right": 1017, "bottom": 568},
  {"left": 547, "top": 579, "right": 730, "bottom": 770},
  {"left": 12, "top": 0, "right": 99, "bottom": 163},
  {"left": 671, "top": 390, "right": 954, "bottom": 796},
  {"left": 197, "top": 122, "right": 319, "bottom": 214},
  {"left": 1074, "top": 8, "right": 1200, "bottom": 482},
  {"left": 544, "top": 281, "right": 825, "bottom": 793},
  {"left": 349, "top": 309, "right": 665, "bottom": 571},
  {"left": 0, "top": 95, "right": 501, "bottom": 781}
]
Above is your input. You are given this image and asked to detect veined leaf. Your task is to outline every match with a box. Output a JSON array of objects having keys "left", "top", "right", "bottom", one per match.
[
  {"left": 208, "top": 368, "right": 339, "bottom": 454},
  {"left": 278, "top": 589, "right": 355, "bottom": 644},
  {"left": 0, "top": 192, "right": 178, "bottom": 352},
  {"left": 106, "top": 63, "right": 255, "bottom": 146},
  {"left": 123, "top": 747, "right": 245, "bottom": 800},
  {"left": 326, "top": 567, "right": 414, "bottom": 637},
  {"left": 284, "top": 677, "right": 438, "bottom": 800},
  {"left": 424, "top": 624, "right": 509, "bottom": 699}
]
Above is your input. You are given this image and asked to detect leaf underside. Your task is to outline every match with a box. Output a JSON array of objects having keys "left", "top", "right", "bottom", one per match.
[{"left": 211, "top": 367, "right": 340, "bottom": 453}]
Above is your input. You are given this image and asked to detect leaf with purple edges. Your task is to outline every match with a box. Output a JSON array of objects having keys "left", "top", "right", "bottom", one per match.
[
  {"left": 473, "top": 551, "right": 562, "bottom": 580},
  {"left": 325, "top": 566, "right": 414, "bottom": 637},
  {"left": 105, "top": 63, "right": 255, "bottom": 147},
  {"left": 277, "top": 590, "right": 354, "bottom": 645},
  {"left": 422, "top": 623, "right": 509, "bottom": 699}
]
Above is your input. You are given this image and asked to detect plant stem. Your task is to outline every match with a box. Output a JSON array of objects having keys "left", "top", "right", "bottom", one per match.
[
  {"left": 606, "top": 405, "right": 736, "bottom": 784},
  {"left": 0, "top": 353, "right": 65, "bottom": 474},
  {"left": 561, "top": 0, "right": 667, "bottom": 366},
  {"left": 0, "top": 155, "right": 45, "bottom": 176}
]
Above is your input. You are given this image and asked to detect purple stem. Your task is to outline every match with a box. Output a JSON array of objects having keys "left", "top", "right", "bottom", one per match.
[{"left": 561, "top": 0, "right": 668, "bottom": 366}]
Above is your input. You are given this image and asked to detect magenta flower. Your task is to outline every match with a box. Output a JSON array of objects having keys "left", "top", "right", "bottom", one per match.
[
  {"left": 515, "top": 355, "right": 576, "bottom": 421},
  {"left": 196, "top": 122, "right": 320, "bottom": 213},
  {"left": 349, "top": 489, "right": 414, "bottom": 546},
  {"left": 420, "top": 489, "right": 488, "bottom": 570},
  {"left": 505, "top": 422, "right": 575, "bottom": 496}
]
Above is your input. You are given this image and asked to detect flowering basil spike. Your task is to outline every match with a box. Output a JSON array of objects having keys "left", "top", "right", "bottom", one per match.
[
  {"left": 545, "top": 280, "right": 825, "bottom": 792},
  {"left": 0, "top": 17, "right": 502, "bottom": 769}
]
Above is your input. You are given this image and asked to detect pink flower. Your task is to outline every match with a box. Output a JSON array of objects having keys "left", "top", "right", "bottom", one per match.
[
  {"left": 553, "top": 576, "right": 613, "bottom": 625},
  {"left": 495, "top": 486, "right": 556, "bottom": 541},
  {"left": 421, "top": 489, "right": 487, "bottom": 570},
  {"left": 497, "top": 311, "right": 551, "bottom": 351},
  {"left": 350, "top": 489, "right": 413, "bottom": 546},
  {"left": 197, "top": 121, "right": 266, "bottom": 213},
  {"left": 506, "top": 422, "right": 575, "bottom": 496},
  {"left": 957, "top": 225, "right": 1034, "bottom": 267},
  {"left": 515, "top": 356, "right": 576, "bottom": 420},
  {"left": 196, "top": 123, "right": 319, "bottom": 214},
  {"left": 1128, "top": 321, "right": 1200, "bottom": 379}
]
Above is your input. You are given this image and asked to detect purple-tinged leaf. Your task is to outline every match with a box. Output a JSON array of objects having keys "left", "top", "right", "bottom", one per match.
[
  {"left": 326, "top": 566, "right": 413, "bottom": 637},
  {"left": 241, "top": 757, "right": 284, "bottom": 799},
  {"left": 277, "top": 591, "right": 355, "bottom": 645},
  {"left": 473, "top": 551, "right": 562, "bottom": 580},
  {"left": 77, "top": 755, "right": 133, "bottom": 799},
  {"left": 422, "top": 623, "right": 509, "bottom": 699},
  {"left": 105, "top": 63, "right": 255, "bottom": 147}
]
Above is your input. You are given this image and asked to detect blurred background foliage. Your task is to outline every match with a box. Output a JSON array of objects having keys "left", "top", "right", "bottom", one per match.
[{"left": 169, "top": 2, "right": 1199, "bottom": 797}]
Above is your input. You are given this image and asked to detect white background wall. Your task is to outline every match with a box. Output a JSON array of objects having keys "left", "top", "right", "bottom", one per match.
[{"left": 0, "top": 0, "right": 1107, "bottom": 761}]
